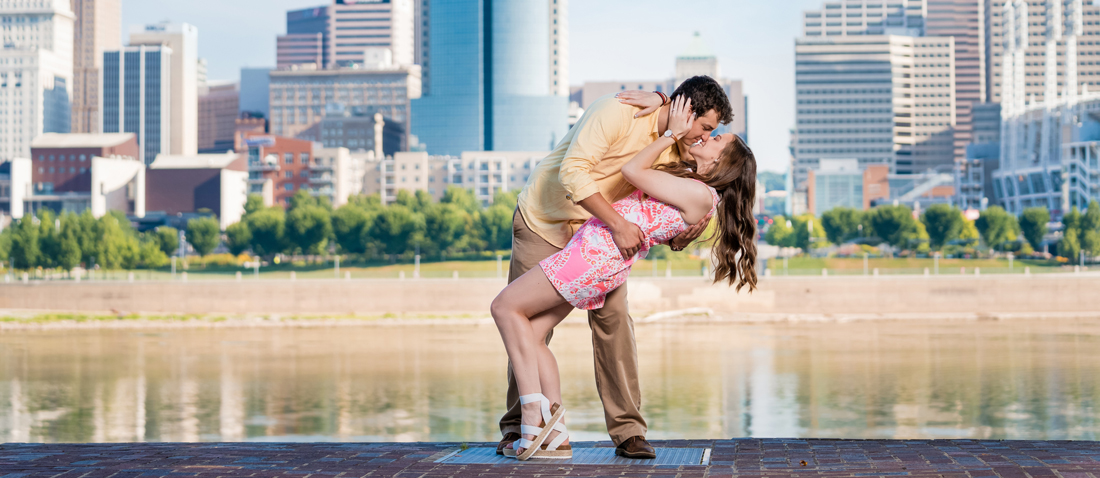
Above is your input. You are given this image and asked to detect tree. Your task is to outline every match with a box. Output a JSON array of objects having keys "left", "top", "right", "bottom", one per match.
[
  {"left": 347, "top": 193, "right": 383, "bottom": 211},
  {"left": 1019, "top": 207, "right": 1050, "bottom": 251},
  {"left": 155, "top": 227, "right": 180, "bottom": 257},
  {"left": 898, "top": 218, "right": 931, "bottom": 254},
  {"left": 821, "top": 207, "right": 864, "bottom": 244},
  {"left": 36, "top": 209, "right": 59, "bottom": 268},
  {"left": 287, "top": 189, "right": 318, "bottom": 211},
  {"left": 9, "top": 217, "right": 39, "bottom": 269},
  {"left": 138, "top": 239, "right": 169, "bottom": 268},
  {"left": 959, "top": 220, "right": 980, "bottom": 244},
  {"left": 0, "top": 228, "right": 11, "bottom": 263},
  {"left": 332, "top": 204, "right": 373, "bottom": 254},
  {"left": 479, "top": 204, "right": 513, "bottom": 252},
  {"left": 1081, "top": 201, "right": 1100, "bottom": 258},
  {"left": 493, "top": 189, "right": 521, "bottom": 212},
  {"left": 765, "top": 216, "right": 795, "bottom": 247},
  {"left": 423, "top": 202, "right": 471, "bottom": 256},
  {"left": 868, "top": 205, "right": 915, "bottom": 248},
  {"left": 975, "top": 206, "right": 1019, "bottom": 250},
  {"left": 244, "top": 194, "right": 266, "bottom": 216},
  {"left": 55, "top": 226, "right": 82, "bottom": 271},
  {"left": 394, "top": 189, "right": 433, "bottom": 213},
  {"left": 225, "top": 222, "right": 252, "bottom": 256},
  {"left": 285, "top": 205, "right": 333, "bottom": 255},
  {"left": 94, "top": 212, "right": 138, "bottom": 269},
  {"left": 185, "top": 217, "right": 221, "bottom": 257},
  {"left": 247, "top": 208, "right": 286, "bottom": 257},
  {"left": 790, "top": 214, "right": 827, "bottom": 250},
  {"left": 1059, "top": 226, "right": 1082, "bottom": 262},
  {"left": 441, "top": 186, "right": 481, "bottom": 213},
  {"left": 73, "top": 210, "right": 99, "bottom": 267},
  {"left": 921, "top": 204, "right": 965, "bottom": 250},
  {"left": 370, "top": 205, "right": 425, "bottom": 256}
]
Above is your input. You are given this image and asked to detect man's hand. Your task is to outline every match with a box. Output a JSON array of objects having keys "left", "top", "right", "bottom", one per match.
[
  {"left": 615, "top": 91, "right": 664, "bottom": 118},
  {"left": 610, "top": 220, "right": 646, "bottom": 260},
  {"left": 669, "top": 217, "right": 710, "bottom": 252}
]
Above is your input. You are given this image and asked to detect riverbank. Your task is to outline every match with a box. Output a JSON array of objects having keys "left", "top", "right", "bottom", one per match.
[
  {"left": 2, "top": 439, "right": 1096, "bottom": 477},
  {"left": 3, "top": 308, "right": 1100, "bottom": 330},
  {"left": 1, "top": 273, "right": 1099, "bottom": 320}
]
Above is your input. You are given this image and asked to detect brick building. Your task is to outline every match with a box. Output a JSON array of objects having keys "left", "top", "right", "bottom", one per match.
[{"left": 241, "top": 133, "right": 314, "bottom": 207}]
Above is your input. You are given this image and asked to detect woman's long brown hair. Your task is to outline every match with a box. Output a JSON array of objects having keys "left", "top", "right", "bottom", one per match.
[{"left": 653, "top": 135, "right": 758, "bottom": 292}]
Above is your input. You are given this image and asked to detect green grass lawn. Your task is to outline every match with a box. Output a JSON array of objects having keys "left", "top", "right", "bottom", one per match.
[
  {"left": 764, "top": 256, "right": 1071, "bottom": 275},
  {"left": 42, "top": 251, "right": 714, "bottom": 282},
  {"left": 7, "top": 251, "right": 1081, "bottom": 282}
]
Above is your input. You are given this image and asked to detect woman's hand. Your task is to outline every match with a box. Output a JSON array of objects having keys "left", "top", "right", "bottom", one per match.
[
  {"left": 616, "top": 91, "right": 664, "bottom": 118},
  {"left": 668, "top": 96, "right": 695, "bottom": 140}
]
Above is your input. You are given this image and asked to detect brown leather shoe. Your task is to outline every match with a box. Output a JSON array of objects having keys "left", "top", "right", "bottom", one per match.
[
  {"left": 496, "top": 432, "right": 521, "bottom": 455},
  {"left": 615, "top": 436, "right": 656, "bottom": 459}
]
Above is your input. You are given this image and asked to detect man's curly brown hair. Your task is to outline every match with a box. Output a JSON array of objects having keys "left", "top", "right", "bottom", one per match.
[{"left": 669, "top": 75, "right": 734, "bottom": 125}]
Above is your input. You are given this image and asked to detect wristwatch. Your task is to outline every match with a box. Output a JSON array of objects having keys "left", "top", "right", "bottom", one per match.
[{"left": 663, "top": 130, "right": 675, "bottom": 139}]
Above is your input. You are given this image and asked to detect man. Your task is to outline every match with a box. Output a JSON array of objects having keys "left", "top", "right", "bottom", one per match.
[{"left": 498, "top": 76, "right": 735, "bottom": 459}]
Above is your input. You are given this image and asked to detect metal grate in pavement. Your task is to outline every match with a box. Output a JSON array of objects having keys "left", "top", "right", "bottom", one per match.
[{"left": 436, "top": 446, "right": 709, "bottom": 466}]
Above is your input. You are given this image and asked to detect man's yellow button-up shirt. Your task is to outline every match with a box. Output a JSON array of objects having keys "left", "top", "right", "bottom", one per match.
[{"left": 516, "top": 93, "right": 680, "bottom": 249}]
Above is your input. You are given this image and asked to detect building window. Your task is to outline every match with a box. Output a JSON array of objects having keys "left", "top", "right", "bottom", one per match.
[
  {"left": 300, "top": 153, "right": 309, "bottom": 164},
  {"left": 285, "top": 171, "right": 292, "bottom": 178},
  {"left": 284, "top": 183, "right": 294, "bottom": 191},
  {"left": 300, "top": 171, "right": 308, "bottom": 178},
  {"left": 284, "top": 153, "right": 294, "bottom": 164}
]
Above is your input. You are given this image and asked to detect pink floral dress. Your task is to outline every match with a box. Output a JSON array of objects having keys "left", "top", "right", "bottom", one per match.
[{"left": 539, "top": 180, "right": 719, "bottom": 310}]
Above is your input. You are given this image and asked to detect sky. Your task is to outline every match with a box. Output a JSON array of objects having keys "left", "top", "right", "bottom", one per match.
[{"left": 121, "top": 0, "right": 825, "bottom": 173}]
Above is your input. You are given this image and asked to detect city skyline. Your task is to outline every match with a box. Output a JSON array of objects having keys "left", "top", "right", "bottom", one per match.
[{"left": 119, "top": 0, "right": 825, "bottom": 174}]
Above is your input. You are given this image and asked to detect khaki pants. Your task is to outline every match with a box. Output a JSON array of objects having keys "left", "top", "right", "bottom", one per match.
[{"left": 500, "top": 209, "right": 646, "bottom": 445}]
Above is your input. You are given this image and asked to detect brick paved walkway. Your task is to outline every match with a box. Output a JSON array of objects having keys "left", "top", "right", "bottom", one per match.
[{"left": 1, "top": 439, "right": 1098, "bottom": 478}]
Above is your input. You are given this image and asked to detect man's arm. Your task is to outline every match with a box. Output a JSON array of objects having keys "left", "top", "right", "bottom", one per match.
[
  {"left": 559, "top": 99, "right": 645, "bottom": 260},
  {"left": 578, "top": 194, "right": 646, "bottom": 260}
]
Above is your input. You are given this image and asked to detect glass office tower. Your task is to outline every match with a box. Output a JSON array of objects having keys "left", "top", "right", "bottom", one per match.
[{"left": 411, "top": 0, "right": 568, "bottom": 155}]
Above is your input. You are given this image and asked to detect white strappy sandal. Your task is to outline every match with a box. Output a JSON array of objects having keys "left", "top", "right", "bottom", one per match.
[{"left": 507, "top": 393, "right": 571, "bottom": 460}]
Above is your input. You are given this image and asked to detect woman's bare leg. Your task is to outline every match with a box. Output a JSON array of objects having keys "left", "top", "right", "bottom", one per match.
[{"left": 491, "top": 266, "right": 574, "bottom": 453}]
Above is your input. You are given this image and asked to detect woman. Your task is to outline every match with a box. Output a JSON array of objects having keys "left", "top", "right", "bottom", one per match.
[{"left": 492, "top": 96, "right": 759, "bottom": 460}]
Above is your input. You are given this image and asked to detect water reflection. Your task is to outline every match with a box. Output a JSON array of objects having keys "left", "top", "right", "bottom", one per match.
[{"left": 2, "top": 320, "right": 1099, "bottom": 443}]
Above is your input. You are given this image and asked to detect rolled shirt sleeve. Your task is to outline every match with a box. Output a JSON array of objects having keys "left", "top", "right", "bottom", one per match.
[{"left": 558, "top": 102, "right": 626, "bottom": 205}]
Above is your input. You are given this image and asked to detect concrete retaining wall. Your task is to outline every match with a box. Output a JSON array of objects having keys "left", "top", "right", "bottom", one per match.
[{"left": 0, "top": 274, "right": 1097, "bottom": 316}]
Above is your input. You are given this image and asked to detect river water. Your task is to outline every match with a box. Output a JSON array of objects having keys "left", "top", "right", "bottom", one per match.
[{"left": 2, "top": 319, "right": 1099, "bottom": 443}]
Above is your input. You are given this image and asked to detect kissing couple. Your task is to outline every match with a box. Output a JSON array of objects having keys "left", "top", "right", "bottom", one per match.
[{"left": 491, "top": 76, "right": 759, "bottom": 461}]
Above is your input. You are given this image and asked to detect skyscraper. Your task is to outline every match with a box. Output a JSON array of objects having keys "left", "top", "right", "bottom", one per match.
[
  {"left": 71, "top": 0, "right": 120, "bottom": 134},
  {"left": 801, "top": 0, "right": 982, "bottom": 171},
  {"left": 101, "top": 45, "right": 172, "bottom": 164},
  {"left": 0, "top": 0, "right": 74, "bottom": 160},
  {"left": 793, "top": 36, "right": 957, "bottom": 190},
  {"left": 415, "top": 0, "right": 430, "bottom": 94},
  {"left": 925, "top": 0, "right": 984, "bottom": 173},
  {"left": 410, "top": 0, "right": 569, "bottom": 155},
  {"left": 282, "top": 0, "right": 415, "bottom": 70},
  {"left": 198, "top": 81, "right": 239, "bottom": 153},
  {"left": 239, "top": 67, "right": 272, "bottom": 122},
  {"left": 267, "top": 64, "right": 420, "bottom": 141},
  {"left": 983, "top": 0, "right": 1100, "bottom": 105},
  {"left": 128, "top": 22, "right": 198, "bottom": 156}
]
